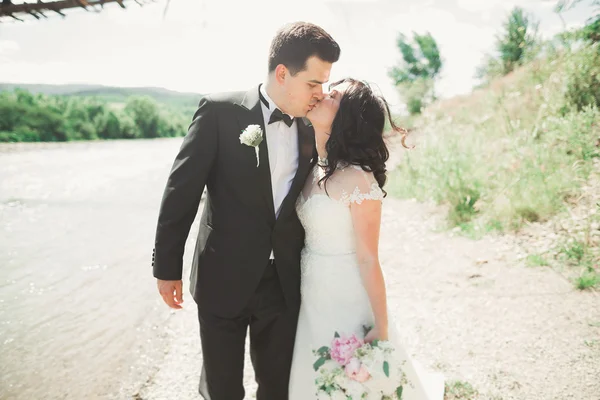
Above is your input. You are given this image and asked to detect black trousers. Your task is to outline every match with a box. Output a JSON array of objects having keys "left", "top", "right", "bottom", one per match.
[{"left": 197, "top": 260, "right": 300, "bottom": 400}]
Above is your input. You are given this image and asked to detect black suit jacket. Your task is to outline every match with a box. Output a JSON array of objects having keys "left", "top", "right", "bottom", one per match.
[{"left": 152, "top": 85, "right": 315, "bottom": 318}]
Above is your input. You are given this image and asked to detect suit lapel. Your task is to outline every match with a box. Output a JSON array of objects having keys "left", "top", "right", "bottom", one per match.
[
  {"left": 236, "top": 86, "right": 276, "bottom": 225},
  {"left": 276, "top": 117, "right": 315, "bottom": 222}
]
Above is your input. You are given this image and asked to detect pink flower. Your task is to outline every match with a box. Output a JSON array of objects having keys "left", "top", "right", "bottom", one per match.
[
  {"left": 330, "top": 334, "right": 364, "bottom": 366},
  {"left": 345, "top": 357, "right": 371, "bottom": 382}
]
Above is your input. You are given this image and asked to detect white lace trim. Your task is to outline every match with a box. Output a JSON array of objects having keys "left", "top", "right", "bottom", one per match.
[
  {"left": 311, "top": 164, "right": 326, "bottom": 184},
  {"left": 339, "top": 182, "right": 384, "bottom": 205}
]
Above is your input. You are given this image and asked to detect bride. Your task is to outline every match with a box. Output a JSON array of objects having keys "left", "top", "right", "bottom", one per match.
[{"left": 288, "top": 78, "right": 444, "bottom": 399}]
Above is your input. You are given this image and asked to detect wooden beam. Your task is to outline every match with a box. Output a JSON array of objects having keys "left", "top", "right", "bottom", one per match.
[
  {"left": 75, "top": 0, "right": 88, "bottom": 9},
  {"left": 0, "top": 0, "right": 129, "bottom": 18},
  {"left": 51, "top": 6, "right": 65, "bottom": 16}
]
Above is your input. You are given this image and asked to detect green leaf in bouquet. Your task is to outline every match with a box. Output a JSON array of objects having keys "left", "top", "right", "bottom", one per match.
[
  {"left": 334, "top": 331, "right": 340, "bottom": 338},
  {"left": 372, "top": 339, "right": 380, "bottom": 347},
  {"left": 313, "top": 356, "right": 327, "bottom": 371},
  {"left": 396, "top": 386, "right": 404, "bottom": 399},
  {"left": 316, "top": 346, "right": 330, "bottom": 357},
  {"left": 383, "top": 361, "right": 390, "bottom": 377}
]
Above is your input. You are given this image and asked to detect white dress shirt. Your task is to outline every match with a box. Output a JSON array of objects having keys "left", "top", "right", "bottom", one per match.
[{"left": 259, "top": 84, "right": 299, "bottom": 259}]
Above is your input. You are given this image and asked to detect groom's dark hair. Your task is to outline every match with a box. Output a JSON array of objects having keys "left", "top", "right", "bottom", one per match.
[{"left": 268, "top": 22, "right": 340, "bottom": 75}]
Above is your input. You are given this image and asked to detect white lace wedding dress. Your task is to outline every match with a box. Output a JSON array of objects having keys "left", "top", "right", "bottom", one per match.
[{"left": 288, "top": 162, "right": 445, "bottom": 400}]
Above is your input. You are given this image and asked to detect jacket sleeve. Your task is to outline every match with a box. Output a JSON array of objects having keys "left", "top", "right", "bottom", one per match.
[{"left": 152, "top": 96, "right": 217, "bottom": 280}]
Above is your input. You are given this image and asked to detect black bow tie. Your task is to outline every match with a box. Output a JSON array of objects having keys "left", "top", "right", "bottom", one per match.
[
  {"left": 259, "top": 87, "right": 294, "bottom": 127},
  {"left": 269, "top": 108, "right": 294, "bottom": 127}
]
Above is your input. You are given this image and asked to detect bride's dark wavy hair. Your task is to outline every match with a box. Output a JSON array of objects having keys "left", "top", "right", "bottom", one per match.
[{"left": 319, "top": 78, "right": 409, "bottom": 197}]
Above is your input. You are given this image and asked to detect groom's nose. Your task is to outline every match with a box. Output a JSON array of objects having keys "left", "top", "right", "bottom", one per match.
[{"left": 313, "top": 88, "right": 324, "bottom": 101}]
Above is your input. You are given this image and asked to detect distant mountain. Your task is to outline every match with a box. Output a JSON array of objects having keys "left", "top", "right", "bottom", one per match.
[{"left": 0, "top": 83, "right": 203, "bottom": 111}]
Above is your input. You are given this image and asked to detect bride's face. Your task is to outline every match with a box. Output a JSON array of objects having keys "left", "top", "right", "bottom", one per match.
[{"left": 306, "top": 82, "right": 350, "bottom": 130}]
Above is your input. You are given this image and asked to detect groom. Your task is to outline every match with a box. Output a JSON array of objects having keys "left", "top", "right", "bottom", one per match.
[{"left": 152, "top": 22, "right": 340, "bottom": 399}]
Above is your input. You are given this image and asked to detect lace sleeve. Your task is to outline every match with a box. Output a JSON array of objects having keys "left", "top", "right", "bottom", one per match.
[{"left": 338, "top": 165, "right": 385, "bottom": 206}]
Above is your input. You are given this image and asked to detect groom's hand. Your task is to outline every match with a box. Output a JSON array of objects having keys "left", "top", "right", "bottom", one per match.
[{"left": 157, "top": 279, "right": 183, "bottom": 309}]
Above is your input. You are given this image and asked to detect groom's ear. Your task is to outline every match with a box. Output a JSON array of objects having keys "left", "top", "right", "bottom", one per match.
[{"left": 274, "top": 64, "right": 288, "bottom": 85}]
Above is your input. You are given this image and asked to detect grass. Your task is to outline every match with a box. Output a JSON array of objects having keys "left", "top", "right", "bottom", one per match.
[
  {"left": 576, "top": 271, "right": 600, "bottom": 290},
  {"left": 388, "top": 43, "right": 600, "bottom": 290},
  {"left": 444, "top": 380, "right": 479, "bottom": 400},
  {"left": 557, "top": 234, "right": 600, "bottom": 290},
  {"left": 526, "top": 254, "right": 550, "bottom": 267},
  {"left": 560, "top": 240, "right": 586, "bottom": 263},
  {"left": 390, "top": 44, "right": 599, "bottom": 231}
]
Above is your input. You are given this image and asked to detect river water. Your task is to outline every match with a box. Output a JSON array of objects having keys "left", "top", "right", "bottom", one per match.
[{"left": 0, "top": 138, "right": 195, "bottom": 399}]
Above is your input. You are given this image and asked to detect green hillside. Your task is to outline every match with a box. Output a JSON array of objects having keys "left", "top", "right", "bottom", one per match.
[
  {"left": 389, "top": 42, "right": 600, "bottom": 289},
  {"left": 0, "top": 83, "right": 197, "bottom": 142},
  {"left": 0, "top": 83, "right": 203, "bottom": 113}
]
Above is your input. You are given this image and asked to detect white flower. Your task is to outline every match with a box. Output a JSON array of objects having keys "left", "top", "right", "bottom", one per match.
[
  {"left": 330, "top": 391, "right": 348, "bottom": 400},
  {"left": 343, "top": 378, "right": 367, "bottom": 400},
  {"left": 318, "top": 360, "right": 343, "bottom": 377},
  {"left": 239, "top": 124, "right": 263, "bottom": 167},
  {"left": 317, "top": 392, "right": 331, "bottom": 400},
  {"left": 356, "top": 347, "right": 407, "bottom": 396},
  {"left": 333, "top": 370, "right": 351, "bottom": 389},
  {"left": 363, "top": 389, "right": 384, "bottom": 400},
  {"left": 376, "top": 340, "right": 395, "bottom": 352},
  {"left": 366, "top": 363, "right": 399, "bottom": 396}
]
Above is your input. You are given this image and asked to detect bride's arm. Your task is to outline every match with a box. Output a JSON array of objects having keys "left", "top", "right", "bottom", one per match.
[{"left": 350, "top": 198, "right": 388, "bottom": 341}]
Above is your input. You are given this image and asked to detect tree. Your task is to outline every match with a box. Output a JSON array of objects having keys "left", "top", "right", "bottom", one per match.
[
  {"left": 0, "top": 93, "right": 66, "bottom": 141},
  {"left": 497, "top": 7, "right": 539, "bottom": 74},
  {"left": 389, "top": 32, "right": 442, "bottom": 85},
  {"left": 63, "top": 99, "right": 98, "bottom": 140},
  {"left": 0, "top": 88, "right": 187, "bottom": 142},
  {"left": 554, "top": 0, "right": 599, "bottom": 13},
  {"left": 96, "top": 110, "right": 122, "bottom": 139},
  {"left": 556, "top": 0, "right": 600, "bottom": 42},
  {"left": 14, "top": 88, "right": 36, "bottom": 106},
  {"left": 581, "top": 17, "right": 600, "bottom": 42},
  {"left": 476, "top": 7, "right": 539, "bottom": 84},
  {"left": 124, "top": 96, "right": 160, "bottom": 138},
  {"left": 388, "top": 32, "right": 442, "bottom": 114}
]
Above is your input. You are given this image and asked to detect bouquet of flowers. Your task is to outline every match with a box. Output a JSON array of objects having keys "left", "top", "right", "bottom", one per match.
[{"left": 312, "top": 327, "right": 409, "bottom": 400}]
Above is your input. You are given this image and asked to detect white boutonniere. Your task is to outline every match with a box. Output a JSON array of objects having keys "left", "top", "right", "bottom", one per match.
[{"left": 239, "top": 124, "right": 263, "bottom": 167}]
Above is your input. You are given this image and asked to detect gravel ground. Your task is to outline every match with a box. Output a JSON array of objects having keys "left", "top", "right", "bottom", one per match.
[
  {"left": 136, "top": 138, "right": 600, "bottom": 400},
  {"left": 3, "top": 138, "right": 596, "bottom": 400}
]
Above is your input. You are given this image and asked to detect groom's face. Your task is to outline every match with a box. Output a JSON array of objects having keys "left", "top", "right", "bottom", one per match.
[{"left": 279, "top": 56, "right": 332, "bottom": 118}]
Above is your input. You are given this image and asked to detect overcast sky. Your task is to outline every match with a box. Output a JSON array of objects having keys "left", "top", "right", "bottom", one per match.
[{"left": 0, "top": 0, "right": 594, "bottom": 110}]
